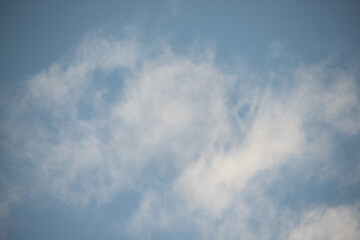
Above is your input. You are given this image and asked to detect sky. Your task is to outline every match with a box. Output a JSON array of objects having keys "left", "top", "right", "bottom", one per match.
[{"left": 0, "top": 0, "right": 360, "bottom": 239}]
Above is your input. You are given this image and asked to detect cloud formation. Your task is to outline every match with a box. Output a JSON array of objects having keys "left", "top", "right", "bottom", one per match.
[
  {"left": 1, "top": 34, "right": 360, "bottom": 239},
  {"left": 288, "top": 205, "right": 360, "bottom": 240}
]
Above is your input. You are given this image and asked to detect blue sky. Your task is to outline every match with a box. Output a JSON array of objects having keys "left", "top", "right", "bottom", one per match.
[{"left": 1, "top": 0, "right": 360, "bottom": 239}]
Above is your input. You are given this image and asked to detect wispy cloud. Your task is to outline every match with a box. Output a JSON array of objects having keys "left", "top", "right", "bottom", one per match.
[
  {"left": 1, "top": 32, "right": 359, "bottom": 239},
  {"left": 288, "top": 205, "right": 360, "bottom": 240}
]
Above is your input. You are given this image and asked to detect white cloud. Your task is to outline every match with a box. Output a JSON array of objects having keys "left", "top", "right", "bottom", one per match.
[
  {"left": 288, "top": 205, "right": 360, "bottom": 240},
  {"left": 128, "top": 58, "right": 360, "bottom": 237},
  {"left": 1, "top": 33, "right": 360, "bottom": 239}
]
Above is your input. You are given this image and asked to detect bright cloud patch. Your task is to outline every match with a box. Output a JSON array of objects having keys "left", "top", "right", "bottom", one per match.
[
  {"left": 1, "top": 35, "right": 360, "bottom": 239},
  {"left": 288, "top": 205, "right": 360, "bottom": 240}
]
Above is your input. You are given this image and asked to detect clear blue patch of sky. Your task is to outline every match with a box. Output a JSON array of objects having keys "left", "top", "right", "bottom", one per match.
[
  {"left": 76, "top": 68, "right": 127, "bottom": 121},
  {"left": 8, "top": 190, "right": 140, "bottom": 240},
  {"left": 1, "top": 0, "right": 360, "bottom": 85}
]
